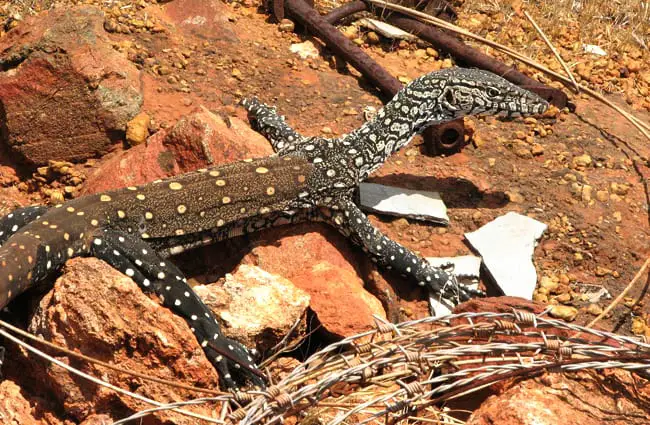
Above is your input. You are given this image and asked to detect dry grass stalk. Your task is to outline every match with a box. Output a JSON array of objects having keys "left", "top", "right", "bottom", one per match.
[
  {"left": 523, "top": 10, "right": 580, "bottom": 93},
  {"left": 585, "top": 256, "right": 650, "bottom": 330}
]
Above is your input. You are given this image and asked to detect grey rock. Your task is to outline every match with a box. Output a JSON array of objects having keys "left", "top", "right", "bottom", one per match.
[{"left": 359, "top": 182, "right": 449, "bottom": 224}]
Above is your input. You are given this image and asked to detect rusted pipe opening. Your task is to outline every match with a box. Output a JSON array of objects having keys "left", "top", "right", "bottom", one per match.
[{"left": 425, "top": 119, "right": 465, "bottom": 155}]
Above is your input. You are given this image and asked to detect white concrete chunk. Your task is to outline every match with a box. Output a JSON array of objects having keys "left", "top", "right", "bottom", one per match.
[
  {"left": 465, "top": 212, "right": 547, "bottom": 300},
  {"left": 358, "top": 18, "right": 418, "bottom": 41},
  {"left": 359, "top": 182, "right": 449, "bottom": 225}
]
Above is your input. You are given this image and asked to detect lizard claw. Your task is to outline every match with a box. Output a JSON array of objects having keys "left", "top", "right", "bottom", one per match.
[{"left": 429, "top": 270, "right": 485, "bottom": 304}]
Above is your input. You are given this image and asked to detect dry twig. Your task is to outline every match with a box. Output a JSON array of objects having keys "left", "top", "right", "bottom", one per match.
[
  {"left": 523, "top": 10, "right": 579, "bottom": 93},
  {"left": 585, "top": 256, "right": 650, "bottom": 330}
]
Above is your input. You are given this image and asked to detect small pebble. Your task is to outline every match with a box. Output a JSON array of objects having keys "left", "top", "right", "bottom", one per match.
[
  {"left": 587, "top": 303, "right": 603, "bottom": 315},
  {"left": 549, "top": 305, "right": 578, "bottom": 321},
  {"left": 125, "top": 112, "right": 150, "bottom": 146}
]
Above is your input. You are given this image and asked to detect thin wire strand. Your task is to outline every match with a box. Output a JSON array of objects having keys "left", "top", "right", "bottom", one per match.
[
  {"left": 0, "top": 319, "right": 227, "bottom": 396},
  {"left": 0, "top": 328, "right": 225, "bottom": 424}
]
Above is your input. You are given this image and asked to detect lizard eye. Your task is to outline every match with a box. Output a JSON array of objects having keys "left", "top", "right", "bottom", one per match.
[
  {"left": 445, "top": 90, "right": 455, "bottom": 104},
  {"left": 487, "top": 87, "right": 500, "bottom": 98}
]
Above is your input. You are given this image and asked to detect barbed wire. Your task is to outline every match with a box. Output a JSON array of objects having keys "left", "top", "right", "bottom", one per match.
[
  {"left": 234, "top": 310, "right": 650, "bottom": 425},
  {"left": 5, "top": 309, "right": 648, "bottom": 424}
]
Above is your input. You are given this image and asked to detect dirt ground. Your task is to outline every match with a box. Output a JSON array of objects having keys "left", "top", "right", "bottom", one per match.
[{"left": 1, "top": 0, "right": 650, "bottom": 357}]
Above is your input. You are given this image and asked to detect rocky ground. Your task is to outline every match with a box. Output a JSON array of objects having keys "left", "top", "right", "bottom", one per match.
[{"left": 0, "top": 0, "right": 648, "bottom": 424}]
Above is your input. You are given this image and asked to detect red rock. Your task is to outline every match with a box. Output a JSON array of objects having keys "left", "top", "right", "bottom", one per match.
[
  {"left": 162, "top": 0, "right": 239, "bottom": 42},
  {"left": 242, "top": 224, "right": 386, "bottom": 338},
  {"left": 82, "top": 107, "right": 273, "bottom": 194},
  {"left": 468, "top": 371, "right": 650, "bottom": 425},
  {"left": 0, "top": 186, "right": 34, "bottom": 214},
  {"left": 163, "top": 107, "right": 273, "bottom": 170},
  {"left": 25, "top": 257, "right": 221, "bottom": 424},
  {"left": 194, "top": 264, "right": 310, "bottom": 352},
  {"left": 293, "top": 262, "right": 386, "bottom": 337},
  {"left": 0, "top": 7, "right": 143, "bottom": 165},
  {"left": 0, "top": 380, "right": 47, "bottom": 425},
  {"left": 80, "top": 415, "right": 114, "bottom": 425},
  {"left": 243, "top": 223, "right": 365, "bottom": 279},
  {"left": 454, "top": 296, "right": 547, "bottom": 315}
]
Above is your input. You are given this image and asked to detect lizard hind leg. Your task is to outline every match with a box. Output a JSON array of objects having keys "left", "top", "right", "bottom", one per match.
[
  {"left": 0, "top": 206, "right": 49, "bottom": 246},
  {"left": 90, "top": 229, "right": 265, "bottom": 389},
  {"left": 240, "top": 97, "right": 306, "bottom": 152},
  {"left": 325, "top": 198, "right": 486, "bottom": 303}
]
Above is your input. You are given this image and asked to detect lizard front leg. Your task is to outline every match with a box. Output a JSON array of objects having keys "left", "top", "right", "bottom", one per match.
[
  {"left": 240, "top": 97, "right": 306, "bottom": 152},
  {"left": 325, "top": 198, "right": 485, "bottom": 303},
  {"left": 0, "top": 206, "right": 49, "bottom": 246},
  {"left": 90, "top": 229, "right": 265, "bottom": 389}
]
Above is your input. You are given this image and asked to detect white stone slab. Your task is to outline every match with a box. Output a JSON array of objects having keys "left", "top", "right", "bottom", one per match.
[
  {"left": 359, "top": 182, "right": 449, "bottom": 225},
  {"left": 465, "top": 212, "right": 547, "bottom": 300},
  {"left": 357, "top": 18, "right": 418, "bottom": 41},
  {"left": 425, "top": 255, "right": 482, "bottom": 317}
]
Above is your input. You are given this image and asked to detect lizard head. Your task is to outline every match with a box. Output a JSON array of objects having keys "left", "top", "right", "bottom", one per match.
[{"left": 412, "top": 67, "right": 549, "bottom": 121}]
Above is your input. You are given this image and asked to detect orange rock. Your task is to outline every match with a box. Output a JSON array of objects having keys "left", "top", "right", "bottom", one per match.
[
  {"left": 82, "top": 107, "right": 273, "bottom": 193},
  {"left": 0, "top": 380, "right": 47, "bottom": 425},
  {"left": 241, "top": 223, "right": 386, "bottom": 338},
  {"left": 25, "top": 257, "right": 221, "bottom": 424},
  {"left": 467, "top": 371, "right": 650, "bottom": 425},
  {"left": 291, "top": 262, "right": 386, "bottom": 337},
  {"left": 0, "top": 7, "right": 143, "bottom": 165},
  {"left": 162, "top": 0, "right": 239, "bottom": 42}
]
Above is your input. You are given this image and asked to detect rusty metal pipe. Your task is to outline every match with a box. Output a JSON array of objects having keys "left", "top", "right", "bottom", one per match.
[
  {"left": 285, "top": 0, "right": 465, "bottom": 153},
  {"left": 324, "top": 1, "right": 567, "bottom": 107},
  {"left": 323, "top": 1, "right": 368, "bottom": 25},
  {"left": 285, "top": 0, "right": 403, "bottom": 97},
  {"left": 426, "top": 120, "right": 465, "bottom": 155}
]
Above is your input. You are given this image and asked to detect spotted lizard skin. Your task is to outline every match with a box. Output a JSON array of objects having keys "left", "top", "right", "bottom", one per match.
[{"left": 0, "top": 68, "right": 548, "bottom": 388}]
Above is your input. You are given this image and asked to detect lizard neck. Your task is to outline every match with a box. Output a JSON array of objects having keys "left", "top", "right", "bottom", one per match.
[{"left": 339, "top": 80, "right": 452, "bottom": 181}]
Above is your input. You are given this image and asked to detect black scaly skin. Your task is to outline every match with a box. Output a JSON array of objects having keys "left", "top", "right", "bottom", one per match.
[{"left": 0, "top": 68, "right": 548, "bottom": 388}]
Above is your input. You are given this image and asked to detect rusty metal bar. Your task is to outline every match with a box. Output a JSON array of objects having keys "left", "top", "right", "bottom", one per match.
[
  {"left": 273, "top": 0, "right": 285, "bottom": 21},
  {"left": 285, "top": 0, "right": 403, "bottom": 97},
  {"left": 323, "top": 1, "right": 368, "bottom": 25},
  {"left": 285, "top": 0, "right": 465, "bottom": 153},
  {"left": 323, "top": 1, "right": 567, "bottom": 108}
]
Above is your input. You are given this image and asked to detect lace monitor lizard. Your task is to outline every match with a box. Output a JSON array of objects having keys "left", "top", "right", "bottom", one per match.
[{"left": 0, "top": 68, "right": 548, "bottom": 388}]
